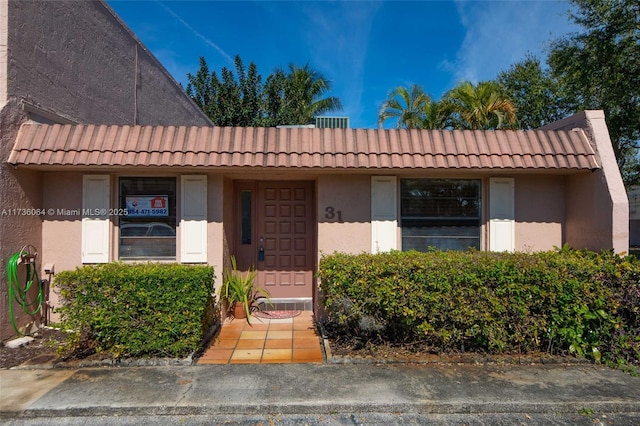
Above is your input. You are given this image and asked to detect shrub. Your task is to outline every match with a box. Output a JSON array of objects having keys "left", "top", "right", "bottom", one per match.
[
  {"left": 54, "top": 263, "right": 216, "bottom": 358},
  {"left": 318, "top": 248, "right": 639, "bottom": 367}
]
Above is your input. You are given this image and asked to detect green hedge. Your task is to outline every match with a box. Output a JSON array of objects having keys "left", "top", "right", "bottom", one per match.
[
  {"left": 319, "top": 248, "right": 639, "bottom": 366},
  {"left": 54, "top": 263, "right": 216, "bottom": 358}
]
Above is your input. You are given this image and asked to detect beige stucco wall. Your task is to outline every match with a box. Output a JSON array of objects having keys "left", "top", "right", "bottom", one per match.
[
  {"left": 40, "top": 172, "right": 83, "bottom": 322},
  {"left": 317, "top": 175, "right": 371, "bottom": 257},
  {"left": 541, "top": 110, "right": 629, "bottom": 253},
  {"left": 0, "top": 102, "right": 43, "bottom": 340},
  {"left": 514, "top": 175, "right": 565, "bottom": 251}
]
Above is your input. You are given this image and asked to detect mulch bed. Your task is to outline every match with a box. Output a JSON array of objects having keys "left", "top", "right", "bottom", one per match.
[
  {"left": 0, "top": 327, "right": 68, "bottom": 369},
  {"left": 2, "top": 325, "right": 585, "bottom": 369}
]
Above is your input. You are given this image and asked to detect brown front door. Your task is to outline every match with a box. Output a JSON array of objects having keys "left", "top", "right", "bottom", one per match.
[{"left": 234, "top": 181, "right": 315, "bottom": 299}]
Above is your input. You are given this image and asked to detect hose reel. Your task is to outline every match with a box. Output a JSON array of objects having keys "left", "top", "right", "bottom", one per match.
[{"left": 6, "top": 245, "right": 46, "bottom": 335}]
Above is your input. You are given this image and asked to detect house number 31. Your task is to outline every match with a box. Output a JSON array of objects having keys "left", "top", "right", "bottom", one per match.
[{"left": 325, "top": 206, "right": 343, "bottom": 222}]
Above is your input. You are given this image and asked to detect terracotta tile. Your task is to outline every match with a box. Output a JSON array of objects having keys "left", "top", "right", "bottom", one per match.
[
  {"left": 218, "top": 327, "right": 242, "bottom": 339},
  {"left": 245, "top": 323, "right": 269, "bottom": 331},
  {"left": 267, "top": 318, "right": 293, "bottom": 324},
  {"left": 229, "top": 358, "right": 261, "bottom": 364},
  {"left": 293, "top": 323, "right": 315, "bottom": 331},
  {"left": 294, "top": 330, "right": 319, "bottom": 339},
  {"left": 12, "top": 124, "right": 599, "bottom": 171},
  {"left": 267, "top": 330, "right": 292, "bottom": 340},
  {"left": 217, "top": 331, "right": 242, "bottom": 340},
  {"left": 262, "top": 349, "right": 292, "bottom": 362},
  {"left": 240, "top": 330, "right": 267, "bottom": 340},
  {"left": 296, "top": 312, "right": 314, "bottom": 320},
  {"left": 230, "top": 349, "right": 262, "bottom": 362},
  {"left": 211, "top": 338, "right": 238, "bottom": 349},
  {"left": 223, "top": 321, "right": 246, "bottom": 330},
  {"left": 268, "top": 323, "right": 293, "bottom": 331},
  {"left": 199, "top": 348, "right": 233, "bottom": 361},
  {"left": 293, "top": 337, "right": 321, "bottom": 349},
  {"left": 293, "top": 347, "right": 323, "bottom": 363},
  {"left": 236, "top": 339, "right": 265, "bottom": 349},
  {"left": 264, "top": 339, "right": 292, "bottom": 349},
  {"left": 198, "top": 358, "right": 229, "bottom": 365}
]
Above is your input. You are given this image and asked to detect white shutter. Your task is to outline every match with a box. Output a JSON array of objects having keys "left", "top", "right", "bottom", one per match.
[
  {"left": 181, "top": 175, "right": 207, "bottom": 263},
  {"left": 371, "top": 176, "right": 397, "bottom": 253},
  {"left": 490, "top": 178, "right": 515, "bottom": 252},
  {"left": 82, "top": 175, "right": 110, "bottom": 263}
]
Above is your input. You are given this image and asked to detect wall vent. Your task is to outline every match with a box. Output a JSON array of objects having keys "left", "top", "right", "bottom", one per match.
[{"left": 315, "top": 116, "right": 350, "bottom": 129}]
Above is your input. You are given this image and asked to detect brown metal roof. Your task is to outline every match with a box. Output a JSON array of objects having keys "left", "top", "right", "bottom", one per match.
[{"left": 8, "top": 123, "right": 600, "bottom": 170}]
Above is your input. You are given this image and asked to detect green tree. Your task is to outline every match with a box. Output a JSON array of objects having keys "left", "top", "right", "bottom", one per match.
[
  {"left": 548, "top": 0, "right": 640, "bottom": 185},
  {"left": 186, "top": 58, "right": 341, "bottom": 127},
  {"left": 497, "top": 55, "right": 570, "bottom": 129},
  {"left": 282, "top": 63, "right": 342, "bottom": 125},
  {"left": 186, "top": 55, "right": 261, "bottom": 126},
  {"left": 378, "top": 84, "right": 440, "bottom": 129},
  {"left": 440, "top": 81, "right": 518, "bottom": 130},
  {"left": 185, "top": 57, "right": 213, "bottom": 114}
]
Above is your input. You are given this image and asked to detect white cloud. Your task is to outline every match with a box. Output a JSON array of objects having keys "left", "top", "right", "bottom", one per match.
[{"left": 446, "top": 0, "right": 579, "bottom": 86}]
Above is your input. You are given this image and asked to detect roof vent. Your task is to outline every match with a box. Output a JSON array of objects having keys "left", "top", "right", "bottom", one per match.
[{"left": 315, "top": 116, "right": 350, "bottom": 129}]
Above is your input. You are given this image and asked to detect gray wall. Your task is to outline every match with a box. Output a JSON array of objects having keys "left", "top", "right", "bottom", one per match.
[
  {"left": 1, "top": 0, "right": 211, "bottom": 340},
  {"left": 6, "top": 0, "right": 210, "bottom": 126}
]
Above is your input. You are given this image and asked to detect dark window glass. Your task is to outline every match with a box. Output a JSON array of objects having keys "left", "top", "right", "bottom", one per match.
[
  {"left": 401, "top": 179, "right": 481, "bottom": 251},
  {"left": 241, "top": 191, "right": 252, "bottom": 245},
  {"left": 119, "top": 177, "right": 176, "bottom": 259}
]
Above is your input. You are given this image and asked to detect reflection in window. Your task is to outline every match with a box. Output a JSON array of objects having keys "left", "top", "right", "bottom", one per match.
[
  {"left": 401, "top": 179, "right": 481, "bottom": 251},
  {"left": 119, "top": 177, "right": 176, "bottom": 259}
]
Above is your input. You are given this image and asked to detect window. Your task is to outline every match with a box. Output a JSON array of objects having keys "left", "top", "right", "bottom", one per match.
[
  {"left": 240, "top": 190, "right": 252, "bottom": 244},
  {"left": 401, "top": 179, "right": 481, "bottom": 251},
  {"left": 119, "top": 177, "right": 176, "bottom": 259}
]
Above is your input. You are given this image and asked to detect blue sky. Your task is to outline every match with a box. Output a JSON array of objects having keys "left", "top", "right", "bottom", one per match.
[{"left": 108, "top": 0, "right": 579, "bottom": 129}]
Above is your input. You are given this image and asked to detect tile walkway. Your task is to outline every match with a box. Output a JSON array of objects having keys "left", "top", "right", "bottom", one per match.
[{"left": 198, "top": 310, "right": 324, "bottom": 364}]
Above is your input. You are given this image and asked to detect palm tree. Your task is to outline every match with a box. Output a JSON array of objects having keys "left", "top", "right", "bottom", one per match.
[
  {"left": 441, "top": 81, "right": 518, "bottom": 130},
  {"left": 282, "top": 64, "right": 342, "bottom": 124},
  {"left": 378, "top": 84, "right": 434, "bottom": 129}
]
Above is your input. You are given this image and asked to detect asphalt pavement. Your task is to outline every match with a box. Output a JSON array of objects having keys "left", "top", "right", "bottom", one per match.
[{"left": 1, "top": 363, "right": 639, "bottom": 425}]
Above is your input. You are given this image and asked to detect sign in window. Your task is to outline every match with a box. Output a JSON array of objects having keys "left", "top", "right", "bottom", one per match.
[{"left": 119, "top": 178, "right": 176, "bottom": 259}]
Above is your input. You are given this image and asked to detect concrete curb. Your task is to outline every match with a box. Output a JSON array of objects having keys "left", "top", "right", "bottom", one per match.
[{"left": 8, "top": 401, "right": 639, "bottom": 419}]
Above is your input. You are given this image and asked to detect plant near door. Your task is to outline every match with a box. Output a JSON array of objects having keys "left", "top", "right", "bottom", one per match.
[{"left": 220, "top": 256, "right": 271, "bottom": 324}]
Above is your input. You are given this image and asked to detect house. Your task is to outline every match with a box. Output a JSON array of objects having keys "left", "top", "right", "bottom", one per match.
[{"left": 1, "top": 1, "right": 629, "bottom": 340}]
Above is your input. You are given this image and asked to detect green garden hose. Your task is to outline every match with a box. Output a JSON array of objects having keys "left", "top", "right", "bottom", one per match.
[{"left": 7, "top": 246, "right": 43, "bottom": 335}]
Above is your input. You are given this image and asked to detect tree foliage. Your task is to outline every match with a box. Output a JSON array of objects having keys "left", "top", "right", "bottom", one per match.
[
  {"left": 440, "top": 81, "right": 518, "bottom": 130},
  {"left": 378, "top": 84, "right": 443, "bottom": 129},
  {"left": 378, "top": 81, "right": 517, "bottom": 130},
  {"left": 186, "top": 56, "right": 342, "bottom": 127},
  {"left": 549, "top": 0, "right": 640, "bottom": 184},
  {"left": 497, "top": 55, "right": 570, "bottom": 129},
  {"left": 478, "top": 0, "right": 639, "bottom": 184},
  {"left": 282, "top": 63, "right": 343, "bottom": 125}
]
